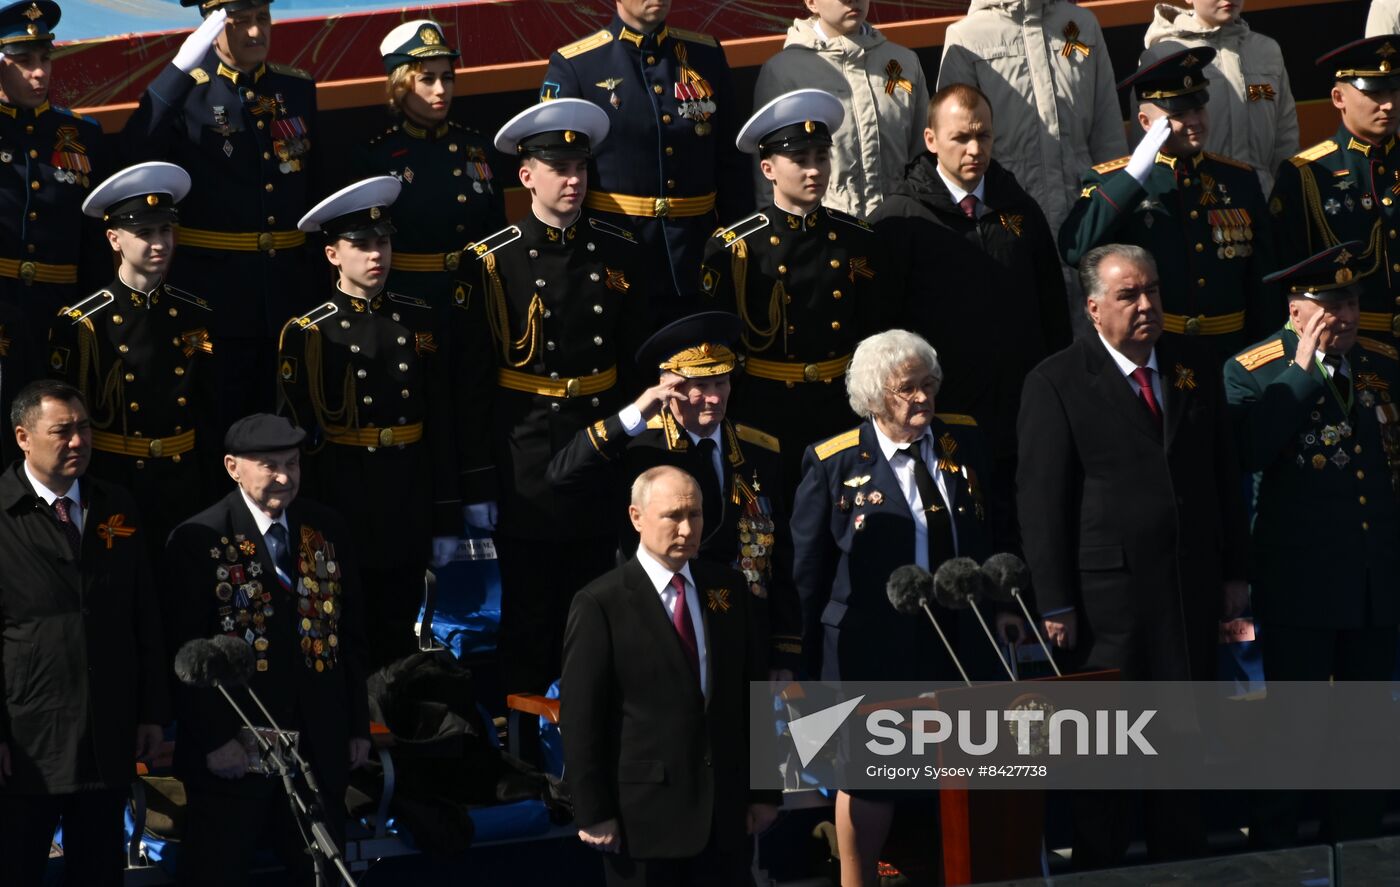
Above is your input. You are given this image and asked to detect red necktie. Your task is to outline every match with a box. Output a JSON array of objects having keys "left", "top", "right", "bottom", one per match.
[
  {"left": 52, "top": 496, "right": 82, "bottom": 560},
  {"left": 1130, "top": 366, "right": 1163, "bottom": 430},
  {"left": 669, "top": 573, "right": 700, "bottom": 681},
  {"left": 959, "top": 194, "right": 978, "bottom": 219}
]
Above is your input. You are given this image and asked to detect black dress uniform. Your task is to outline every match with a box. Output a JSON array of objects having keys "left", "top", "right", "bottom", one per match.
[
  {"left": 121, "top": 0, "right": 321, "bottom": 426},
  {"left": 356, "top": 21, "right": 506, "bottom": 503},
  {"left": 480, "top": 100, "right": 652, "bottom": 693},
  {"left": 545, "top": 312, "right": 801, "bottom": 673},
  {"left": 48, "top": 162, "right": 218, "bottom": 559},
  {"left": 278, "top": 178, "right": 461, "bottom": 668},
  {"left": 0, "top": 298, "right": 38, "bottom": 466},
  {"left": 1269, "top": 37, "right": 1400, "bottom": 345},
  {"left": 1061, "top": 48, "right": 1279, "bottom": 364},
  {"left": 542, "top": 15, "right": 752, "bottom": 318},
  {"left": 163, "top": 416, "right": 368, "bottom": 887},
  {"left": 0, "top": 1, "right": 107, "bottom": 338},
  {"left": 1224, "top": 244, "right": 1400, "bottom": 847}
]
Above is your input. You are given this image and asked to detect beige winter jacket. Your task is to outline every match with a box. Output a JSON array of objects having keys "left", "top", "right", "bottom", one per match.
[
  {"left": 939, "top": 0, "right": 1127, "bottom": 236},
  {"left": 752, "top": 18, "right": 929, "bottom": 219},
  {"left": 1367, "top": 0, "right": 1400, "bottom": 36},
  {"left": 1142, "top": 4, "right": 1298, "bottom": 194}
]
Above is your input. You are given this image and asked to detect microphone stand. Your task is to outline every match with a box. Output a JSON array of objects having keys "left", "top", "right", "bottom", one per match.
[
  {"left": 965, "top": 599, "right": 1016, "bottom": 682},
  {"left": 1007, "top": 588, "right": 1062, "bottom": 677},
  {"left": 212, "top": 681, "right": 357, "bottom": 886},
  {"left": 918, "top": 601, "right": 971, "bottom": 687}
]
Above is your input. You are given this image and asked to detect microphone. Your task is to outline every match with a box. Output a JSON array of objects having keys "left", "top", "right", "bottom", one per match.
[
  {"left": 935, "top": 558, "right": 1015, "bottom": 681},
  {"left": 885, "top": 565, "right": 970, "bottom": 686},
  {"left": 981, "top": 553, "right": 1061, "bottom": 677}
]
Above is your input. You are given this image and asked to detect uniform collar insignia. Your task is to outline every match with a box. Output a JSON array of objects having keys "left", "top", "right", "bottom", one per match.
[
  {"left": 0, "top": 103, "right": 15, "bottom": 118},
  {"left": 778, "top": 204, "right": 821, "bottom": 230},
  {"left": 616, "top": 21, "right": 666, "bottom": 46},
  {"left": 217, "top": 62, "right": 267, "bottom": 85},
  {"left": 1347, "top": 136, "right": 1374, "bottom": 157},
  {"left": 1154, "top": 152, "right": 1177, "bottom": 170},
  {"left": 402, "top": 120, "right": 450, "bottom": 140},
  {"left": 0, "top": 100, "right": 48, "bottom": 119}
]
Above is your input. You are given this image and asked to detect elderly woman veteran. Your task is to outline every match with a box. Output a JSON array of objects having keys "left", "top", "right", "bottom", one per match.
[{"left": 792, "top": 328, "right": 1018, "bottom": 885}]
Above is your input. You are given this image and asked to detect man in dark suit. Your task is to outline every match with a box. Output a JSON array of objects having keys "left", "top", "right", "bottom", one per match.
[
  {"left": 562, "top": 465, "right": 778, "bottom": 886},
  {"left": 0, "top": 379, "right": 169, "bottom": 887},
  {"left": 1016, "top": 242, "right": 1249, "bottom": 866},
  {"left": 163, "top": 413, "right": 369, "bottom": 886},
  {"left": 548, "top": 312, "right": 799, "bottom": 677}
]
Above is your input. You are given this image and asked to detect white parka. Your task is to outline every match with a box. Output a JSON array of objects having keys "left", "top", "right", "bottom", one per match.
[
  {"left": 1367, "top": 0, "right": 1400, "bottom": 37},
  {"left": 938, "top": 0, "right": 1127, "bottom": 236},
  {"left": 752, "top": 18, "right": 929, "bottom": 219},
  {"left": 1142, "top": 4, "right": 1299, "bottom": 195}
]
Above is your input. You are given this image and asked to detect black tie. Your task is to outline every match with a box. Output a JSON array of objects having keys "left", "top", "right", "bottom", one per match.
[
  {"left": 52, "top": 496, "right": 82, "bottom": 560},
  {"left": 694, "top": 438, "right": 722, "bottom": 534},
  {"left": 267, "top": 522, "right": 295, "bottom": 590},
  {"left": 1324, "top": 354, "right": 1345, "bottom": 380},
  {"left": 900, "top": 443, "right": 956, "bottom": 570}
]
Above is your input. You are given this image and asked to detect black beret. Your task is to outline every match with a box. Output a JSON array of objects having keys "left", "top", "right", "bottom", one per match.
[{"left": 224, "top": 413, "right": 306, "bottom": 454}]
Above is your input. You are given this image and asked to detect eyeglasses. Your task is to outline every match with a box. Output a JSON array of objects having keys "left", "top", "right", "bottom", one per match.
[{"left": 885, "top": 377, "right": 938, "bottom": 401}]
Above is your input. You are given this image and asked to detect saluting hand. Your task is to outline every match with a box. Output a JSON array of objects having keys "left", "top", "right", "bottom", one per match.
[
  {"left": 1126, "top": 116, "right": 1173, "bottom": 185},
  {"left": 632, "top": 372, "right": 686, "bottom": 421},
  {"left": 173, "top": 8, "right": 227, "bottom": 74},
  {"left": 1293, "top": 310, "right": 1327, "bottom": 372}
]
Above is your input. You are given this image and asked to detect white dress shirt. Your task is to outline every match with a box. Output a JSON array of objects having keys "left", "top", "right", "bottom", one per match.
[
  {"left": 25, "top": 463, "right": 84, "bottom": 535},
  {"left": 636, "top": 546, "right": 708, "bottom": 698},
  {"left": 935, "top": 163, "right": 987, "bottom": 218},
  {"left": 619, "top": 405, "right": 725, "bottom": 492},
  {"left": 1098, "top": 333, "right": 1163, "bottom": 405},
  {"left": 239, "top": 488, "right": 292, "bottom": 583},
  {"left": 871, "top": 422, "right": 958, "bottom": 570},
  {"left": 1315, "top": 350, "right": 1350, "bottom": 381}
]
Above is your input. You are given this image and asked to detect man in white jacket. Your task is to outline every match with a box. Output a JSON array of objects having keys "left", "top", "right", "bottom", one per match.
[
  {"left": 1368, "top": 0, "right": 1400, "bottom": 37},
  {"left": 938, "top": 0, "right": 1127, "bottom": 237},
  {"left": 1141, "top": 0, "right": 1299, "bottom": 195},
  {"left": 752, "top": 0, "right": 929, "bottom": 218}
]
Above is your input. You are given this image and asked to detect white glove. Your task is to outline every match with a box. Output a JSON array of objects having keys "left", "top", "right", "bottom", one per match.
[
  {"left": 430, "top": 536, "right": 459, "bottom": 568},
  {"left": 173, "top": 9, "right": 227, "bottom": 74},
  {"left": 1126, "top": 116, "right": 1173, "bottom": 185},
  {"left": 465, "top": 501, "right": 498, "bottom": 532}
]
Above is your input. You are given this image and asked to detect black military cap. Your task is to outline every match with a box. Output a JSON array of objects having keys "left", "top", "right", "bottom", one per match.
[
  {"left": 380, "top": 19, "right": 458, "bottom": 74},
  {"left": 225, "top": 413, "right": 306, "bottom": 454},
  {"left": 636, "top": 312, "right": 743, "bottom": 378},
  {"left": 181, "top": 0, "right": 271, "bottom": 16},
  {"left": 1264, "top": 241, "right": 1366, "bottom": 302},
  {"left": 494, "top": 99, "right": 609, "bottom": 162},
  {"left": 1317, "top": 36, "right": 1400, "bottom": 92},
  {"left": 298, "top": 176, "right": 399, "bottom": 240},
  {"left": 82, "top": 162, "right": 191, "bottom": 227},
  {"left": 737, "top": 88, "right": 845, "bottom": 156},
  {"left": 1120, "top": 47, "right": 1216, "bottom": 113},
  {"left": 0, "top": 0, "right": 58, "bottom": 55}
]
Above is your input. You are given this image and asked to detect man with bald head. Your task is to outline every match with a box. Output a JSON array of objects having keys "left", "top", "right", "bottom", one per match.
[{"left": 561, "top": 465, "right": 777, "bottom": 885}]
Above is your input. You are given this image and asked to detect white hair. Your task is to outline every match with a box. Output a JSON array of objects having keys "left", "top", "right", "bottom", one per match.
[
  {"left": 630, "top": 464, "right": 699, "bottom": 509},
  {"left": 845, "top": 329, "right": 942, "bottom": 420}
]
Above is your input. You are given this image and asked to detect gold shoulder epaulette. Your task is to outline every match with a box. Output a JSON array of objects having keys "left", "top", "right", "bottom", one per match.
[
  {"left": 292, "top": 301, "right": 338, "bottom": 331},
  {"left": 1204, "top": 152, "right": 1254, "bottom": 172},
  {"left": 1358, "top": 336, "right": 1399, "bottom": 360},
  {"left": 189, "top": 67, "right": 210, "bottom": 85},
  {"left": 558, "top": 29, "right": 612, "bottom": 59},
  {"left": 59, "top": 290, "right": 114, "bottom": 323},
  {"left": 267, "top": 62, "right": 312, "bottom": 80},
  {"left": 825, "top": 208, "right": 872, "bottom": 231},
  {"left": 936, "top": 413, "right": 977, "bottom": 426},
  {"left": 588, "top": 217, "right": 637, "bottom": 243},
  {"left": 645, "top": 414, "right": 664, "bottom": 430},
  {"left": 469, "top": 225, "right": 523, "bottom": 260},
  {"left": 1290, "top": 140, "right": 1338, "bottom": 168},
  {"left": 814, "top": 428, "right": 860, "bottom": 461},
  {"left": 715, "top": 212, "right": 769, "bottom": 246},
  {"left": 387, "top": 291, "right": 431, "bottom": 309},
  {"left": 668, "top": 26, "right": 718, "bottom": 47},
  {"left": 164, "top": 285, "right": 211, "bottom": 310},
  {"left": 735, "top": 423, "right": 780, "bottom": 453},
  {"left": 1234, "top": 338, "right": 1286, "bottom": 370},
  {"left": 1092, "top": 156, "right": 1130, "bottom": 174}
]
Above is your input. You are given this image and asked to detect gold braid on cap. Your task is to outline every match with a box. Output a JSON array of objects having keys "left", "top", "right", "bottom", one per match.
[{"left": 659, "top": 342, "right": 736, "bottom": 377}]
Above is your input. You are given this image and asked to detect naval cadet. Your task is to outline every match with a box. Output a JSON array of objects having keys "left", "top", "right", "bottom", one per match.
[
  {"left": 356, "top": 19, "right": 503, "bottom": 506},
  {"left": 541, "top": 0, "right": 752, "bottom": 321},
  {"left": 546, "top": 311, "right": 800, "bottom": 678},
  {"left": 162, "top": 413, "right": 369, "bottom": 887},
  {"left": 699, "top": 89, "right": 883, "bottom": 497},
  {"left": 472, "top": 99, "right": 652, "bottom": 694},
  {"left": 1269, "top": 36, "right": 1400, "bottom": 345},
  {"left": 1061, "top": 47, "right": 1279, "bottom": 364},
  {"left": 0, "top": 0, "right": 107, "bottom": 337},
  {"left": 49, "top": 162, "right": 217, "bottom": 560},
  {"left": 277, "top": 176, "right": 461, "bottom": 668},
  {"left": 122, "top": 0, "right": 321, "bottom": 428},
  {"left": 1225, "top": 243, "right": 1400, "bottom": 847}
]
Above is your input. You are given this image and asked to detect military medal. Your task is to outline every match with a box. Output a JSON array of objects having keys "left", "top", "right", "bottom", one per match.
[
  {"left": 213, "top": 105, "right": 229, "bottom": 135},
  {"left": 1325, "top": 197, "right": 1341, "bottom": 215},
  {"left": 223, "top": 139, "right": 234, "bottom": 158},
  {"left": 868, "top": 490, "right": 884, "bottom": 505},
  {"left": 0, "top": 151, "right": 10, "bottom": 163},
  {"left": 1362, "top": 194, "right": 1375, "bottom": 211},
  {"left": 595, "top": 77, "right": 624, "bottom": 110}
]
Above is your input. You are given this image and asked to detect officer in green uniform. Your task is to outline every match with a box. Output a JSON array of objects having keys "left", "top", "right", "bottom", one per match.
[
  {"left": 1269, "top": 35, "right": 1400, "bottom": 344},
  {"left": 50, "top": 161, "right": 217, "bottom": 560},
  {"left": 278, "top": 176, "right": 461, "bottom": 668},
  {"left": 1061, "top": 47, "right": 1278, "bottom": 363},
  {"left": 356, "top": 19, "right": 505, "bottom": 507},
  {"left": 545, "top": 312, "right": 800, "bottom": 677},
  {"left": 1225, "top": 241, "right": 1400, "bottom": 847},
  {"left": 699, "top": 89, "right": 882, "bottom": 496}
]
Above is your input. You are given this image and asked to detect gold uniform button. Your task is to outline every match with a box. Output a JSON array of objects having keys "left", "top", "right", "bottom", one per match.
[
  {"left": 786, "top": 324, "right": 796, "bottom": 334},
  {"left": 169, "top": 307, "right": 178, "bottom": 317},
  {"left": 264, "top": 183, "right": 274, "bottom": 192},
  {"left": 665, "top": 146, "right": 673, "bottom": 156},
  {"left": 1386, "top": 197, "right": 1395, "bottom": 206},
  {"left": 267, "top": 216, "right": 276, "bottom": 225},
  {"left": 27, "top": 211, "right": 36, "bottom": 221},
  {"left": 263, "top": 152, "right": 271, "bottom": 160},
  {"left": 27, "top": 149, "right": 37, "bottom": 159},
  {"left": 1195, "top": 243, "right": 1204, "bottom": 253},
  {"left": 457, "top": 194, "right": 467, "bottom": 203},
  {"left": 646, "top": 55, "right": 656, "bottom": 64},
  {"left": 453, "top": 168, "right": 461, "bottom": 177},
  {"left": 777, "top": 264, "right": 787, "bottom": 274},
  {"left": 1391, "top": 230, "right": 1397, "bottom": 240},
  {"left": 1363, "top": 521, "right": 1370, "bottom": 530},
  {"left": 177, "top": 396, "right": 188, "bottom": 406},
  {"left": 24, "top": 124, "right": 33, "bottom": 134},
  {"left": 829, "top": 259, "right": 841, "bottom": 269},
  {"left": 831, "top": 321, "right": 841, "bottom": 331},
  {"left": 119, "top": 344, "right": 129, "bottom": 354},
  {"left": 171, "top": 453, "right": 182, "bottom": 464},
  {"left": 30, "top": 180, "right": 39, "bottom": 190},
  {"left": 1197, "top": 278, "right": 1206, "bottom": 287},
  {"left": 661, "top": 113, "right": 672, "bottom": 124},
  {"left": 1355, "top": 444, "right": 1364, "bottom": 454},
  {"left": 1182, "top": 177, "right": 1192, "bottom": 187},
  {"left": 832, "top": 289, "right": 843, "bottom": 299},
  {"left": 256, "top": 120, "right": 265, "bottom": 129},
  {"left": 124, "top": 372, "right": 135, "bottom": 383},
  {"left": 1357, "top": 469, "right": 1366, "bottom": 480},
  {"left": 129, "top": 402, "right": 140, "bottom": 412},
  {"left": 652, "top": 84, "right": 663, "bottom": 94},
  {"left": 1360, "top": 495, "right": 1368, "bottom": 505},
  {"left": 174, "top": 367, "right": 185, "bottom": 376},
  {"left": 783, "top": 294, "right": 791, "bottom": 304},
  {"left": 769, "top": 235, "right": 780, "bottom": 245},
  {"left": 666, "top": 179, "right": 676, "bottom": 190},
  {"left": 112, "top": 314, "right": 124, "bottom": 325},
  {"left": 1189, "top": 210, "right": 1199, "bottom": 220},
  {"left": 828, "top": 231, "right": 837, "bottom": 241},
  {"left": 1393, "top": 264, "right": 1400, "bottom": 273}
]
